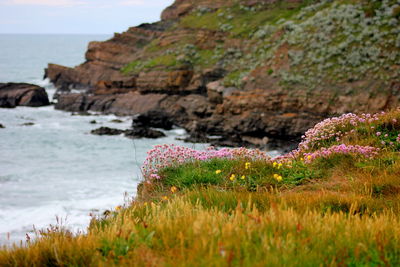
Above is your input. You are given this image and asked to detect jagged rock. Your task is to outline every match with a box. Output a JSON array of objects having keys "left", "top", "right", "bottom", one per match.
[
  {"left": 0, "top": 124, "right": 5, "bottom": 129},
  {"left": 90, "top": 120, "right": 97, "bottom": 124},
  {"left": 0, "top": 83, "right": 49, "bottom": 108},
  {"left": 161, "top": 0, "right": 228, "bottom": 20},
  {"left": 125, "top": 128, "right": 166, "bottom": 139},
  {"left": 45, "top": 24, "right": 166, "bottom": 91},
  {"left": 137, "top": 70, "right": 194, "bottom": 94},
  {"left": 91, "top": 127, "right": 124, "bottom": 136},
  {"left": 44, "top": 64, "right": 82, "bottom": 92},
  {"left": 55, "top": 92, "right": 168, "bottom": 116},
  {"left": 132, "top": 110, "right": 174, "bottom": 130}
]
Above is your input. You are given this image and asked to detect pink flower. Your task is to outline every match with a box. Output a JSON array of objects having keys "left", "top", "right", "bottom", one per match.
[
  {"left": 142, "top": 145, "right": 270, "bottom": 181},
  {"left": 304, "top": 144, "right": 379, "bottom": 163}
]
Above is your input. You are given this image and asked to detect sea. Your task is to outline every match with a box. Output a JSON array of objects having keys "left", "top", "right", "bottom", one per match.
[{"left": 0, "top": 34, "right": 197, "bottom": 246}]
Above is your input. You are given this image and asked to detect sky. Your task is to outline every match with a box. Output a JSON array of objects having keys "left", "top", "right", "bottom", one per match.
[{"left": 0, "top": 0, "right": 175, "bottom": 34}]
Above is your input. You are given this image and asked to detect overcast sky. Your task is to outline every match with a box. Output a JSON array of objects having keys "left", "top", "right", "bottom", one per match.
[{"left": 0, "top": 0, "right": 174, "bottom": 34}]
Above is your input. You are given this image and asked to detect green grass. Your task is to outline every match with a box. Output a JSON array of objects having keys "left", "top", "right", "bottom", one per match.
[
  {"left": 122, "top": 47, "right": 218, "bottom": 75},
  {"left": 179, "top": 2, "right": 315, "bottom": 38}
]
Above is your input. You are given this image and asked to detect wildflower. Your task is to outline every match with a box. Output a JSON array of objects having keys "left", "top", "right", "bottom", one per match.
[
  {"left": 241, "top": 175, "right": 246, "bottom": 180},
  {"left": 273, "top": 174, "right": 283, "bottom": 182},
  {"left": 376, "top": 132, "right": 382, "bottom": 136},
  {"left": 115, "top": 205, "right": 122, "bottom": 211},
  {"left": 303, "top": 144, "right": 379, "bottom": 163},
  {"left": 278, "top": 163, "right": 283, "bottom": 169},
  {"left": 215, "top": 170, "right": 222, "bottom": 174},
  {"left": 229, "top": 174, "right": 236, "bottom": 181},
  {"left": 170, "top": 186, "right": 178, "bottom": 193},
  {"left": 142, "top": 144, "right": 270, "bottom": 181},
  {"left": 273, "top": 162, "right": 278, "bottom": 168},
  {"left": 162, "top": 196, "right": 169, "bottom": 201},
  {"left": 245, "top": 162, "right": 251, "bottom": 170}
]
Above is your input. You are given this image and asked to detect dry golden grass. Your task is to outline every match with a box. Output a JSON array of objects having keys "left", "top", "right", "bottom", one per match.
[{"left": 2, "top": 191, "right": 400, "bottom": 267}]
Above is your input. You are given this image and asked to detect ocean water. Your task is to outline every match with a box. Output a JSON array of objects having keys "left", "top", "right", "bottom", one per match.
[{"left": 0, "top": 34, "right": 197, "bottom": 246}]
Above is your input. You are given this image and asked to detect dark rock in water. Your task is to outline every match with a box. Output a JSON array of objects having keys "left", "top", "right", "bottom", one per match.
[
  {"left": 0, "top": 124, "right": 5, "bottom": 129},
  {"left": 111, "top": 119, "right": 124, "bottom": 123},
  {"left": 91, "top": 127, "right": 124, "bottom": 136},
  {"left": 21, "top": 122, "right": 35, "bottom": 126},
  {"left": 0, "top": 83, "right": 50, "bottom": 108},
  {"left": 90, "top": 120, "right": 97, "bottom": 124},
  {"left": 132, "top": 110, "right": 174, "bottom": 130},
  {"left": 125, "top": 127, "right": 166, "bottom": 139},
  {"left": 91, "top": 125, "right": 166, "bottom": 139}
]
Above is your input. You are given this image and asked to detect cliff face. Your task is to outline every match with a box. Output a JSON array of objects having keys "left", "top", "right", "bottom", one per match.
[{"left": 46, "top": 0, "right": 400, "bottom": 149}]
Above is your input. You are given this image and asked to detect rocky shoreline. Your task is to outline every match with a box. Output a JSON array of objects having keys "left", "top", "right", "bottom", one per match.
[{"left": 44, "top": 0, "right": 400, "bottom": 151}]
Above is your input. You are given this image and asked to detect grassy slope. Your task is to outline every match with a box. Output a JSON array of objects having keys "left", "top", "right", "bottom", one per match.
[{"left": 2, "top": 109, "right": 400, "bottom": 266}]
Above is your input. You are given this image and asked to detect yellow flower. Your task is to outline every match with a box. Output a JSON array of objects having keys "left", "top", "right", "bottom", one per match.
[
  {"left": 273, "top": 174, "right": 283, "bottom": 182},
  {"left": 245, "top": 162, "right": 251, "bottom": 170},
  {"left": 300, "top": 157, "right": 304, "bottom": 161},
  {"left": 278, "top": 163, "right": 283, "bottom": 169},
  {"left": 170, "top": 186, "right": 178, "bottom": 193},
  {"left": 273, "top": 162, "right": 278, "bottom": 168},
  {"left": 162, "top": 196, "right": 169, "bottom": 201},
  {"left": 307, "top": 155, "right": 312, "bottom": 161},
  {"left": 215, "top": 170, "right": 222, "bottom": 174},
  {"left": 115, "top": 205, "right": 122, "bottom": 211},
  {"left": 241, "top": 175, "right": 246, "bottom": 180},
  {"left": 229, "top": 174, "right": 236, "bottom": 181}
]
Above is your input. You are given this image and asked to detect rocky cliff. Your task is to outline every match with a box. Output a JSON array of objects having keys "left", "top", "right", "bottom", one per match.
[{"left": 45, "top": 0, "right": 400, "bottom": 149}]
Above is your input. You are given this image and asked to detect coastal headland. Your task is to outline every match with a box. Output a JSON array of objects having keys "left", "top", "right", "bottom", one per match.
[{"left": 44, "top": 0, "right": 400, "bottom": 150}]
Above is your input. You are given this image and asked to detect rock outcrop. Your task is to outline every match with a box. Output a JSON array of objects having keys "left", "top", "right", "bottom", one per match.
[
  {"left": 91, "top": 126, "right": 166, "bottom": 139},
  {"left": 125, "top": 128, "right": 166, "bottom": 139},
  {"left": 0, "top": 83, "right": 50, "bottom": 108},
  {"left": 45, "top": 0, "right": 400, "bottom": 149},
  {"left": 91, "top": 127, "right": 125, "bottom": 136}
]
